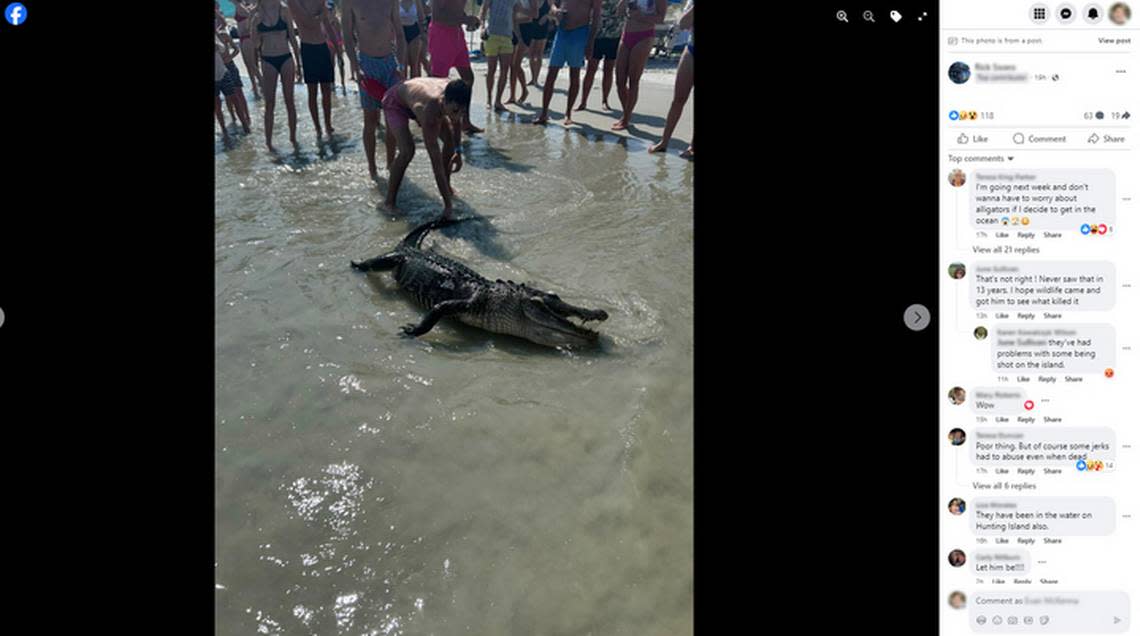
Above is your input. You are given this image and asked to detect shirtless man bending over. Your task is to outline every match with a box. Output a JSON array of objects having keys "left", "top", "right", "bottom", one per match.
[
  {"left": 381, "top": 77, "right": 472, "bottom": 218},
  {"left": 341, "top": 0, "right": 408, "bottom": 180}
]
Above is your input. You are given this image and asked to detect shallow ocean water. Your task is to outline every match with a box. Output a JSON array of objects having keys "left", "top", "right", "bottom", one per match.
[{"left": 215, "top": 84, "right": 693, "bottom": 635}]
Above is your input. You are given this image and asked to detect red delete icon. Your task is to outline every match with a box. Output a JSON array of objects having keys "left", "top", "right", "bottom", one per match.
[{"left": 1024, "top": 400, "right": 1035, "bottom": 410}]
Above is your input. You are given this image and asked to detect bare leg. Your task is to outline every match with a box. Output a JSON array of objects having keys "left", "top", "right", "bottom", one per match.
[
  {"left": 234, "top": 87, "right": 252, "bottom": 132},
  {"left": 484, "top": 50, "right": 496, "bottom": 107},
  {"left": 385, "top": 124, "right": 416, "bottom": 212},
  {"left": 507, "top": 43, "right": 528, "bottom": 103},
  {"left": 307, "top": 83, "right": 322, "bottom": 138},
  {"left": 321, "top": 82, "right": 334, "bottom": 135},
  {"left": 494, "top": 55, "right": 510, "bottom": 111},
  {"left": 564, "top": 67, "right": 580, "bottom": 125},
  {"left": 578, "top": 57, "right": 599, "bottom": 110},
  {"left": 601, "top": 57, "right": 615, "bottom": 109},
  {"left": 363, "top": 108, "right": 381, "bottom": 179},
  {"left": 649, "top": 47, "right": 693, "bottom": 153},
  {"left": 216, "top": 96, "right": 229, "bottom": 140},
  {"left": 408, "top": 38, "right": 422, "bottom": 79},
  {"left": 613, "top": 42, "right": 630, "bottom": 127},
  {"left": 240, "top": 39, "right": 262, "bottom": 98},
  {"left": 529, "top": 40, "right": 545, "bottom": 86},
  {"left": 457, "top": 67, "right": 483, "bottom": 134},
  {"left": 280, "top": 58, "right": 299, "bottom": 148},
  {"left": 262, "top": 64, "right": 280, "bottom": 151},
  {"left": 533, "top": 65, "right": 560, "bottom": 124},
  {"left": 385, "top": 126, "right": 397, "bottom": 171},
  {"left": 614, "top": 37, "right": 652, "bottom": 131}
]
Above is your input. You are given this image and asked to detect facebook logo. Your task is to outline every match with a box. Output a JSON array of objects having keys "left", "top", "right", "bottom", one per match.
[{"left": 5, "top": 3, "right": 27, "bottom": 26}]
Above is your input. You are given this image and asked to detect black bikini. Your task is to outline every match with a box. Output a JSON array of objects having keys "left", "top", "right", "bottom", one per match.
[{"left": 259, "top": 14, "right": 292, "bottom": 73}]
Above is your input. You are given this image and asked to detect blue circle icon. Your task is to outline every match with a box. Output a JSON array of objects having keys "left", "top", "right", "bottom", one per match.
[
  {"left": 949, "top": 111, "right": 960, "bottom": 121},
  {"left": 1076, "top": 459, "right": 1087, "bottom": 471},
  {"left": 5, "top": 3, "right": 26, "bottom": 25},
  {"left": 1080, "top": 224, "right": 1091, "bottom": 234}
]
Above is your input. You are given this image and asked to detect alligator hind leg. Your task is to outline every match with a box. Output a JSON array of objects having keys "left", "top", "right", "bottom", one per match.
[
  {"left": 351, "top": 252, "right": 401, "bottom": 271},
  {"left": 401, "top": 296, "right": 478, "bottom": 338}
]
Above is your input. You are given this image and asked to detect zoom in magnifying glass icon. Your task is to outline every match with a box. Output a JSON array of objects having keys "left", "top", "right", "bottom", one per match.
[
  {"left": 863, "top": 10, "right": 875, "bottom": 22},
  {"left": 836, "top": 10, "right": 849, "bottom": 22}
]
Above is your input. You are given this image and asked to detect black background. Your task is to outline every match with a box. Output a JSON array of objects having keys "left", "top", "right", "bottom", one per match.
[{"left": 0, "top": 2, "right": 939, "bottom": 631}]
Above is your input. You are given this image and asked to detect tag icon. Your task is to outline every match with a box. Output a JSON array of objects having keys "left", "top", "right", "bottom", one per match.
[{"left": 890, "top": 10, "right": 903, "bottom": 22}]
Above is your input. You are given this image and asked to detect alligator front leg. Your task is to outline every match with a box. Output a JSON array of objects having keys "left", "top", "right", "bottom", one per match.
[{"left": 401, "top": 296, "right": 477, "bottom": 338}]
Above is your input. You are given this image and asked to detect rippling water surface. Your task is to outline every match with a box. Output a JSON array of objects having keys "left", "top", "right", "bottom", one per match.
[{"left": 216, "top": 89, "right": 693, "bottom": 635}]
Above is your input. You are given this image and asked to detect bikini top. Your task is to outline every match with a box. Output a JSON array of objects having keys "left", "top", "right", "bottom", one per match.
[
  {"left": 399, "top": 0, "right": 418, "bottom": 24},
  {"left": 258, "top": 14, "right": 288, "bottom": 32}
]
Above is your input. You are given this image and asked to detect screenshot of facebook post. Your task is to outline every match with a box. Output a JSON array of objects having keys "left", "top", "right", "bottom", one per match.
[{"left": 940, "top": 1, "right": 1137, "bottom": 633}]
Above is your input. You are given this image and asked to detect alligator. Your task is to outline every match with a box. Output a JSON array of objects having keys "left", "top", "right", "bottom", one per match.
[{"left": 351, "top": 218, "right": 609, "bottom": 347}]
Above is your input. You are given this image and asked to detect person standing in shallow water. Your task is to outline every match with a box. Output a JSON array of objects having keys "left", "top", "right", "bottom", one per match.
[
  {"left": 532, "top": 0, "right": 602, "bottom": 127},
  {"left": 480, "top": 0, "right": 525, "bottom": 112},
  {"left": 398, "top": 0, "right": 429, "bottom": 79},
  {"left": 576, "top": 0, "right": 621, "bottom": 111},
  {"left": 428, "top": 0, "right": 484, "bottom": 135},
  {"left": 216, "top": 28, "right": 253, "bottom": 134},
  {"left": 612, "top": 0, "right": 666, "bottom": 131},
  {"left": 341, "top": 0, "right": 408, "bottom": 182},
  {"left": 288, "top": 0, "right": 340, "bottom": 139},
  {"left": 648, "top": 0, "right": 692, "bottom": 157},
  {"left": 234, "top": 1, "right": 263, "bottom": 99},
  {"left": 252, "top": 0, "right": 303, "bottom": 152}
]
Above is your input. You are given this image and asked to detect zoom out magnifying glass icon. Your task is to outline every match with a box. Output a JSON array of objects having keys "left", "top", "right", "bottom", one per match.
[
  {"left": 863, "top": 10, "right": 875, "bottom": 22},
  {"left": 837, "top": 10, "right": 849, "bottom": 22}
]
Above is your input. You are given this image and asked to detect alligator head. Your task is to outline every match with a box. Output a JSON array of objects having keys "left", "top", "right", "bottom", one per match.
[{"left": 520, "top": 293, "right": 609, "bottom": 348}]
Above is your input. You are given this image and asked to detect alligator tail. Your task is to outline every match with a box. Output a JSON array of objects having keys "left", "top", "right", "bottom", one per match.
[{"left": 401, "top": 216, "right": 476, "bottom": 250}]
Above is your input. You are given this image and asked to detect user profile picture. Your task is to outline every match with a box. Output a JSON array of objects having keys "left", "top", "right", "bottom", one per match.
[
  {"left": 949, "top": 591, "right": 967, "bottom": 609},
  {"left": 948, "top": 169, "right": 967, "bottom": 187},
  {"left": 974, "top": 326, "right": 988, "bottom": 340},
  {"left": 948, "top": 263, "right": 966, "bottom": 279},
  {"left": 949, "top": 498, "right": 967, "bottom": 515},
  {"left": 949, "top": 549, "right": 967, "bottom": 567},
  {"left": 1110, "top": 2, "right": 1132, "bottom": 24},
  {"left": 948, "top": 61, "right": 971, "bottom": 84},
  {"left": 949, "top": 428, "right": 966, "bottom": 446},
  {"left": 948, "top": 387, "right": 967, "bottom": 405}
]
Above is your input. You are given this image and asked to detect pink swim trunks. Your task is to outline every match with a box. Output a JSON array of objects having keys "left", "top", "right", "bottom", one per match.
[
  {"left": 382, "top": 84, "right": 418, "bottom": 130},
  {"left": 621, "top": 28, "right": 654, "bottom": 49},
  {"left": 428, "top": 22, "right": 471, "bottom": 77}
]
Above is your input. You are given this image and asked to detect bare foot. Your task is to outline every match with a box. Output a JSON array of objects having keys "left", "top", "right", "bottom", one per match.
[
  {"left": 611, "top": 120, "right": 628, "bottom": 131},
  {"left": 563, "top": 116, "right": 575, "bottom": 127},
  {"left": 532, "top": 114, "right": 549, "bottom": 125},
  {"left": 649, "top": 141, "right": 667, "bottom": 153},
  {"left": 505, "top": 97, "right": 517, "bottom": 105},
  {"left": 266, "top": 142, "right": 276, "bottom": 153},
  {"left": 602, "top": 101, "right": 611, "bottom": 110},
  {"left": 242, "top": 125, "right": 251, "bottom": 134},
  {"left": 574, "top": 103, "right": 587, "bottom": 111},
  {"left": 465, "top": 123, "right": 484, "bottom": 134},
  {"left": 680, "top": 147, "right": 694, "bottom": 159},
  {"left": 326, "top": 125, "right": 335, "bottom": 136},
  {"left": 382, "top": 199, "right": 401, "bottom": 214},
  {"left": 369, "top": 169, "right": 380, "bottom": 182},
  {"left": 520, "top": 86, "right": 529, "bottom": 102},
  {"left": 494, "top": 102, "right": 507, "bottom": 112}
]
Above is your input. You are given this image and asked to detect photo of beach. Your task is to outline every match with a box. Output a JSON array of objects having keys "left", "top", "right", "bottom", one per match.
[{"left": 215, "top": 1, "right": 693, "bottom": 633}]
